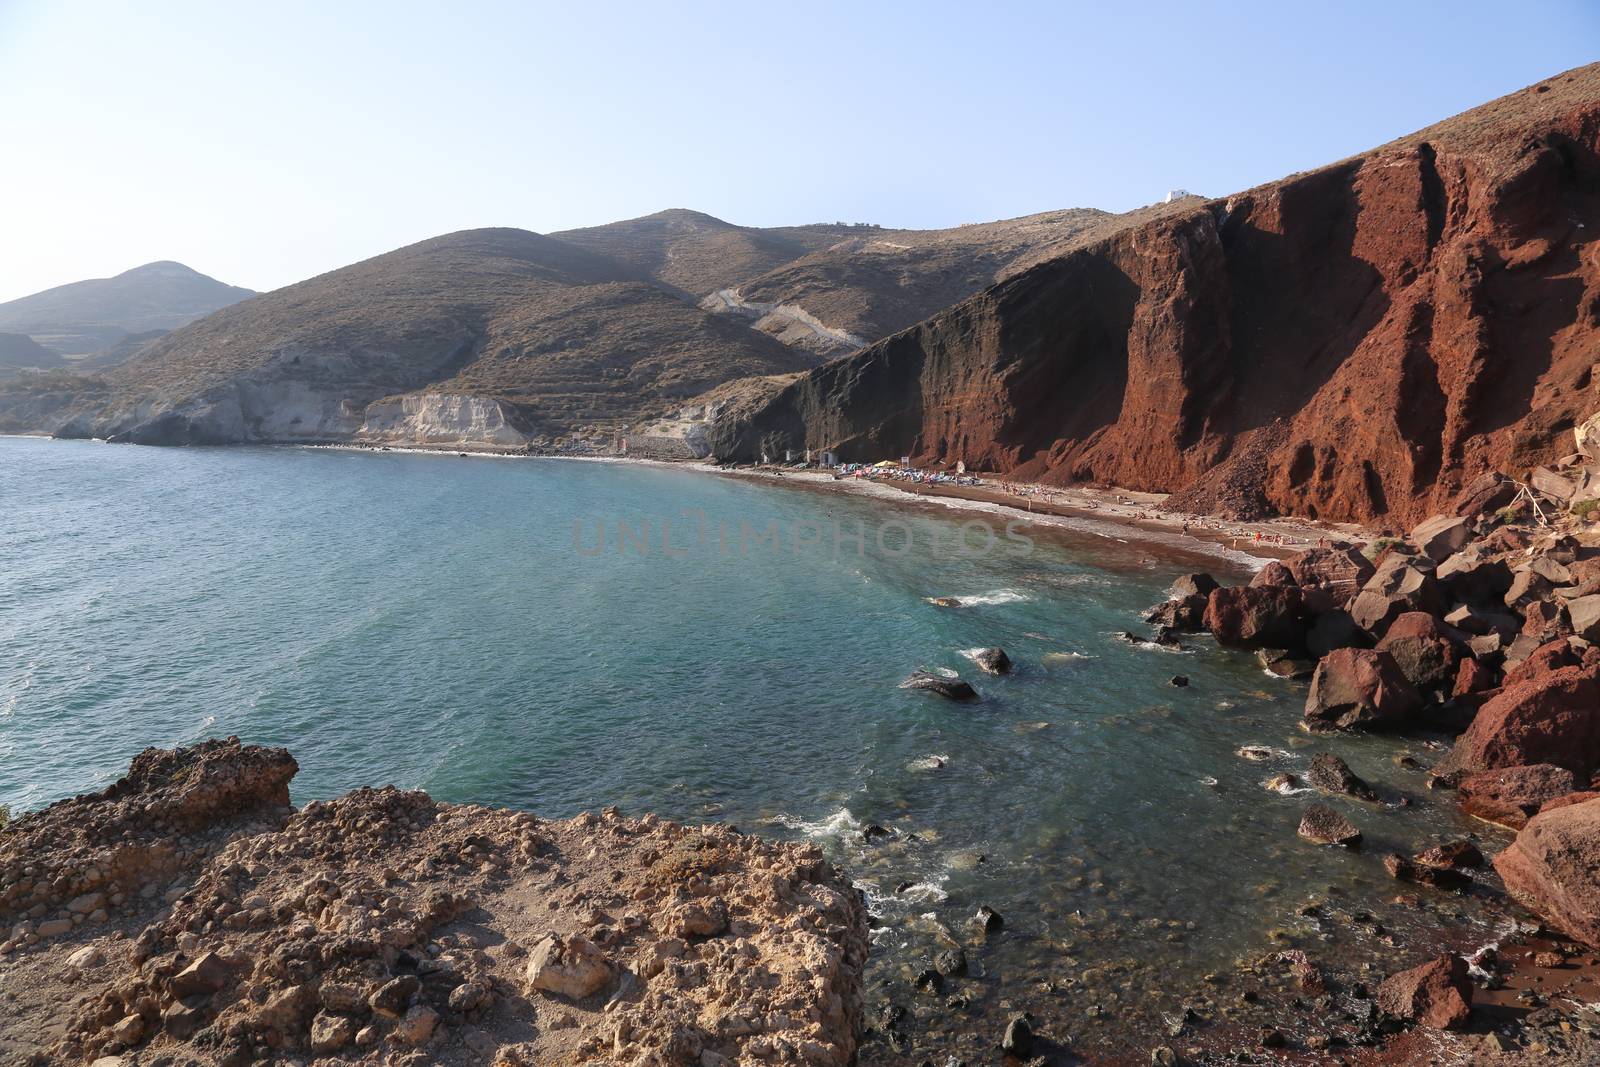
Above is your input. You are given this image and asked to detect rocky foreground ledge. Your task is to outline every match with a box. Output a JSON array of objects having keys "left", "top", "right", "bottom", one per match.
[{"left": 0, "top": 739, "right": 868, "bottom": 1066}]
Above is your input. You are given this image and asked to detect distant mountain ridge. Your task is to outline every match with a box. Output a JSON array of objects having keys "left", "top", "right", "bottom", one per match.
[
  {"left": 0, "top": 261, "right": 255, "bottom": 360},
  {"left": 0, "top": 205, "right": 1134, "bottom": 448}
]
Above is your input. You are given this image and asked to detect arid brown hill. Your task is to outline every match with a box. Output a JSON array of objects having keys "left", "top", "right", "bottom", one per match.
[
  {"left": 709, "top": 64, "right": 1600, "bottom": 527},
  {"left": 550, "top": 208, "right": 872, "bottom": 296},
  {"left": 0, "top": 261, "right": 254, "bottom": 360},
  {"left": 0, "top": 204, "right": 1147, "bottom": 446},
  {"left": 0, "top": 229, "right": 819, "bottom": 446},
  {"left": 556, "top": 207, "right": 1135, "bottom": 358},
  {"left": 0, "top": 332, "right": 63, "bottom": 375},
  {"left": 710, "top": 207, "right": 1121, "bottom": 356}
]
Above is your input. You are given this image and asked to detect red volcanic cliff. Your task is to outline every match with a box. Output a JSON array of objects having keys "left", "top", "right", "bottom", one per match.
[{"left": 709, "top": 66, "right": 1600, "bottom": 526}]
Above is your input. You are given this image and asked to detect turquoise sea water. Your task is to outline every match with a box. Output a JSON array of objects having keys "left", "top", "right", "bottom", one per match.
[{"left": 0, "top": 437, "right": 1505, "bottom": 1056}]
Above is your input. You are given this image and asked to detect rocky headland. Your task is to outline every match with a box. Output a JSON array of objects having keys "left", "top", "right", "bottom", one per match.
[{"left": 0, "top": 739, "right": 868, "bottom": 1066}]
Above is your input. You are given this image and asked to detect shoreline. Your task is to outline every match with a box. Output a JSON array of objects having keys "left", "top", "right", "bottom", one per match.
[
  {"left": 6, "top": 433, "right": 1369, "bottom": 568},
  {"left": 287, "top": 440, "right": 1375, "bottom": 569},
  {"left": 698, "top": 464, "right": 1364, "bottom": 569}
]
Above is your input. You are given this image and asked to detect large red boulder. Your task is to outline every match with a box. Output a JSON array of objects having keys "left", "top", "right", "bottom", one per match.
[
  {"left": 1411, "top": 515, "right": 1476, "bottom": 563},
  {"left": 1436, "top": 663, "right": 1600, "bottom": 777},
  {"left": 1374, "top": 612, "right": 1464, "bottom": 695},
  {"left": 1376, "top": 955, "right": 1472, "bottom": 1029},
  {"left": 1303, "top": 648, "right": 1422, "bottom": 731},
  {"left": 1203, "top": 585, "right": 1306, "bottom": 650},
  {"left": 1285, "top": 546, "right": 1374, "bottom": 607},
  {"left": 1494, "top": 797, "right": 1600, "bottom": 948},
  {"left": 1503, "top": 638, "right": 1586, "bottom": 687},
  {"left": 1349, "top": 555, "right": 1443, "bottom": 637},
  {"left": 1458, "top": 764, "right": 1580, "bottom": 829},
  {"left": 1453, "top": 472, "right": 1517, "bottom": 518}
]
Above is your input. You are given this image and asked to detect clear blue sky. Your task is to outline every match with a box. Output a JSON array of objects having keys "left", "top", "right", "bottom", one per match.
[{"left": 0, "top": 0, "right": 1595, "bottom": 301}]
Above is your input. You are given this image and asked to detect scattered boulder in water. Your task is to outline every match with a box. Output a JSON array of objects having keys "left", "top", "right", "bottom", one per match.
[
  {"left": 1415, "top": 839, "right": 1484, "bottom": 870},
  {"left": 1297, "top": 804, "right": 1362, "bottom": 847},
  {"left": 927, "top": 596, "right": 964, "bottom": 609},
  {"left": 971, "top": 647, "right": 1012, "bottom": 675},
  {"left": 1168, "top": 675, "right": 1189, "bottom": 688},
  {"left": 1258, "top": 648, "right": 1315, "bottom": 679},
  {"left": 1145, "top": 594, "right": 1208, "bottom": 631},
  {"left": 1376, "top": 954, "right": 1472, "bottom": 1030},
  {"left": 1383, "top": 852, "right": 1472, "bottom": 892},
  {"left": 1303, "top": 648, "right": 1422, "bottom": 731},
  {"left": 1265, "top": 773, "right": 1300, "bottom": 794},
  {"left": 1170, "top": 573, "right": 1219, "bottom": 600},
  {"left": 899, "top": 671, "right": 978, "bottom": 701},
  {"left": 1306, "top": 753, "right": 1378, "bottom": 801},
  {"left": 1000, "top": 1014, "right": 1034, "bottom": 1057},
  {"left": 973, "top": 904, "right": 1004, "bottom": 933}
]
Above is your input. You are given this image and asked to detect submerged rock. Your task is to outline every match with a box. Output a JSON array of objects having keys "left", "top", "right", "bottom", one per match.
[
  {"left": 1383, "top": 853, "right": 1471, "bottom": 892},
  {"left": 1414, "top": 839, "right": 1484, "bottom": 870},
  {"left": 899, "top": 670, "right": 978, "bottom": 701},
  {"left": 1305, "top": 753, "right": 1377, "bottom": 801}
]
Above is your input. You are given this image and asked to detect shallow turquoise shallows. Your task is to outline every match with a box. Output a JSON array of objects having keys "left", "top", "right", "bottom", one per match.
[{"left": 0, "top": 437, "right": 1502, "bottom": 1046}]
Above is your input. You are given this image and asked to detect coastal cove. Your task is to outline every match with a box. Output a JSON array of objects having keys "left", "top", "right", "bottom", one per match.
[{"left": 0, "top": 438, "right": 1521, "bottom": 1059}]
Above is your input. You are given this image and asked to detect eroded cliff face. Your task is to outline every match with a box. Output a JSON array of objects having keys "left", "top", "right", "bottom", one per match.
[{"left": 713, "top": 67, "right": 1600, "bottom": 526}]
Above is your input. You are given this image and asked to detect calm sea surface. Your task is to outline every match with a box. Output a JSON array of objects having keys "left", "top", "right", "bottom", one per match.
[{"left": 0, "top": 437, "right": 1505, "bottom": 1055}]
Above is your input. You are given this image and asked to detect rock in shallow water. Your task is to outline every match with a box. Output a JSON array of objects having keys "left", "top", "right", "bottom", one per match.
[
  {"left": 899, "top": 670, "right": 978, "bottom": 701},
  {"left": 1297, "top": 804, "right": 1362, "bottom": 847},
  {"left": 1305, "top": 752, "right": 1377, "bottom": 801},
  {"left": 971, "top": 647, "right": 1011, "bottom": 675}
]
